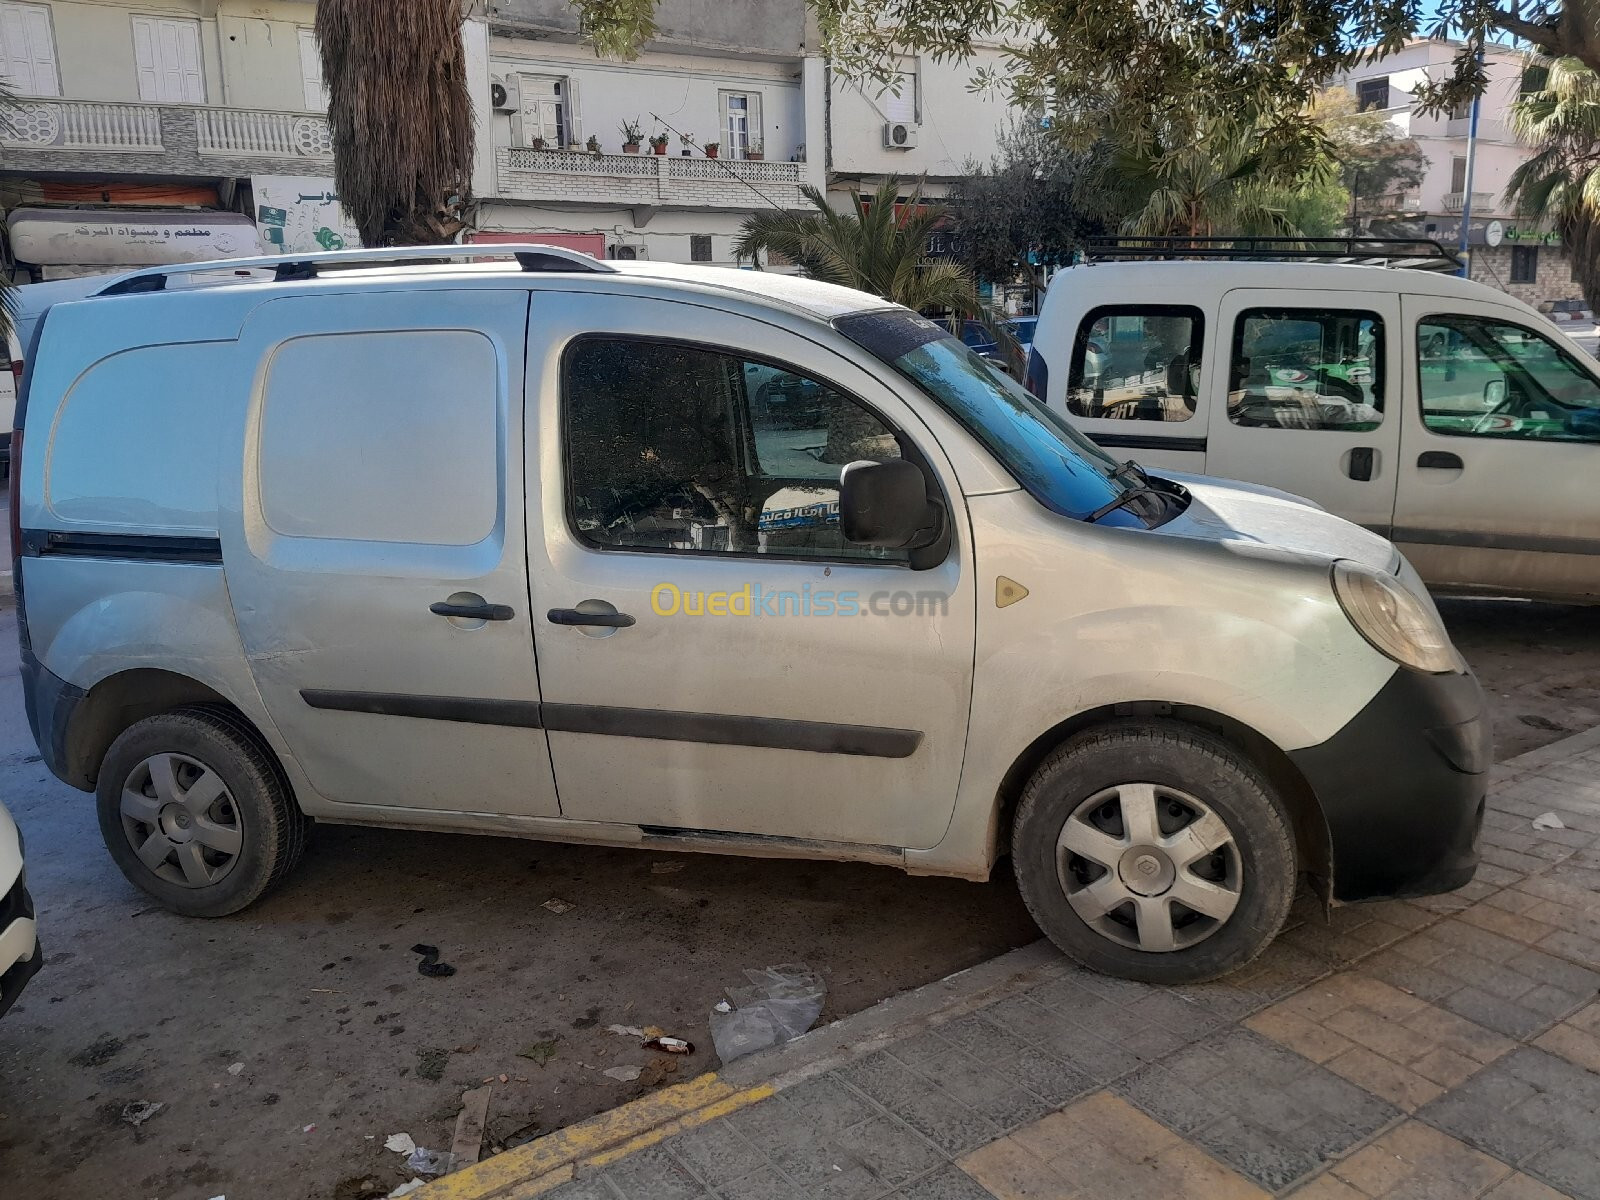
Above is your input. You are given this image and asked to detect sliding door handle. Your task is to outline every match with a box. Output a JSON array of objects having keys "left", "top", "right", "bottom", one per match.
[
  {"left": 431, "top": 600, "right": 515, "bottom": 621},
  {"left": 548, "top": 607, "right": 636, "bottom": 629},
  {"left": 1417, "top": 451, "right": 1464, "bottom": 470}
]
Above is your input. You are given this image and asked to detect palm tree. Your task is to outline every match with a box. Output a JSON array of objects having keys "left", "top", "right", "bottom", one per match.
[
  {"left": 734, "top": 178, "right": 982, "bottom": 317},
  {"left": 315, "top": 0, "right": 474, "bottom": 246},
  {"left": 1114, "top": 113, "right": 1325, "bottom": 239},
  {"left": 1509, "top": 57, "right": 1600, "bottom": 310},
  {"left": 1, "top": 79, "right": 17, "bottom": 341}
]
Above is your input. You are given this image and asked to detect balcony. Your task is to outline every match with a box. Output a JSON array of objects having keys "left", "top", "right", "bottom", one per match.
[
  {"left": 0, "top": 98, "right": 334, "bottom": 177},
  {"left": 1442, "top": 192, "right": 1495, "bottom": 214},
  {"left": 493, "top": 147, "right": 809, "bottom": 213},
  {"left": 1366, "top": 192, "right": 1422, "bottom": 213}
]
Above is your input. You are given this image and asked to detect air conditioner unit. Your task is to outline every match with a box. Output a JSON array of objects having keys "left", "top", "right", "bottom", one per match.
[
  {"left": 609, "top": 242, "right": 648, "bottom": 261},
  {"left": 490, "top": 75, "right": 519, "bottom": 113},
  {"left": 883, "top": 122, "right": 918, "bottom": 149}
]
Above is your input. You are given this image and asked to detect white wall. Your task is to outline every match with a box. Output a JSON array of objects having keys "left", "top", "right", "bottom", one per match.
[
  {"left": 828, "top": 47, "right": 1012, "bottom": 180},
  {"left": 486, "top": 36, "right": 805, "bottom": 161}
]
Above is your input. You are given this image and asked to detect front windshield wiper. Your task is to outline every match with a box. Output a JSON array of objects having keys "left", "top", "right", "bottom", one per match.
[
  {"left": 1111, "top": 459, "right": 1149, "bottom": 486},
  {"left": 1087, "top": 486, "right": 1160, "bottom": 524}
]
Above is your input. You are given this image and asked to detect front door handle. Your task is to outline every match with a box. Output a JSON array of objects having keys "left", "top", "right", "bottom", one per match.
[
  {"left": 431, "top": 600, "right": 515, "bottom": 621},
  {"left": 1418, "top": 451, "right": 1464, "bottom": 470},
  {"left": 1346, "top": 446, "right": 1375, "bottom": 481},
  {"left": 547, "top": 607, "right": 636, "bottom": 629}
]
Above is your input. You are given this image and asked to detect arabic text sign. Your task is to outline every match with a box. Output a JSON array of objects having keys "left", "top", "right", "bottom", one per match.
[{"left": 252, "top": 175, "right": 361, "bottom": 254}]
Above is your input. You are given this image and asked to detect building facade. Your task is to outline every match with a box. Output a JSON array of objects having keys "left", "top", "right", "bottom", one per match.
[
  {"left": 1336, "top": 38, "right": 1581, "bottom": 305},
  {"left": 0, "top": 0, "right": 354, "bottom": 280},
  {"left": 0, "top": 0, "right": 1016, "bottom": 277}
]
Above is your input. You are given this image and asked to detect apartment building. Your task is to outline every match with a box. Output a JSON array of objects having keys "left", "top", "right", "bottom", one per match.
[
  {"left": 1, "top": 0, "right": 1015, "bottom": 275},
  {"left": 1336, "top": 38, "right": 1580, "bottom": 305},
  {"left": 0, "top": 0, "right": 357, "bottom": 280}
]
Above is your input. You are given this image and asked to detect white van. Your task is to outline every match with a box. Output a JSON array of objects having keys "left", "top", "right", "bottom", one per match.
[
  {"left": 12, "top": 246, "right": 1486, "bottom": 983},
  {"left": 1032, "top": 251, "right": 1600, "bottom": 603}
]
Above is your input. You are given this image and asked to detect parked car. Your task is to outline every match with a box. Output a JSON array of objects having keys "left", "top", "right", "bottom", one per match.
[
  {"left": 1538, "top": 298, "right": 1594, "bottom": 325},
  {"left": 1033, "top": 261, "right": 1600, "bottom": 603},
  {"left": 0, "top": 800, "right": 41, "bottom": 1019},
  {"left": 12, "top": 246, "right": 1485, "bottom": 984}
]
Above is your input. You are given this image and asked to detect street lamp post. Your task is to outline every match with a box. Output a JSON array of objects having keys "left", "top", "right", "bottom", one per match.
[{"left": 1456, "top": 40, "right": 1486, "bottom": 278}]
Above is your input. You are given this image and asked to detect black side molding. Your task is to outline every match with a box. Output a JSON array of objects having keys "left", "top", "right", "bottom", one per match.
[
  {"left": 1390, "top": 527, "right": 1600, "bottom": 557},
  {"left": 299, "top": 690, "right": 922, "bottom": 759},
  {"left": 20, "top": 529, "right": 222, "bottom": 563},
  {"left": 1088, "top": 432, "right": 1207, "bottom": 453}
]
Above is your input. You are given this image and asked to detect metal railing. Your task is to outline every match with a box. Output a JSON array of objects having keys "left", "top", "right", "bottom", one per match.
[
  {"left": 1442, "top": 192, "right": 1495, "bottom": 214},
  {"left": 498, "top": 147, "right": 805, "bottom": 206}
]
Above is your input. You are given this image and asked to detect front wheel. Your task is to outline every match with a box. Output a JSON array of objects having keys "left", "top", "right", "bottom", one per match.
[{"left": 1012, "top": 721, "right": 1296, "bottom": 984}]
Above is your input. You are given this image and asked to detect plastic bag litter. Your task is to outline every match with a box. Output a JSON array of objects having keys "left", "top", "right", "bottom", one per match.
[
  {"left": 388, "top": 1181, "right": 427, "bottom": 1198},
  {"left": 709, "top": 964, "right": 825, "bottom": 1063},
  {"left": 1533, "top": 812, "right": 1566, "bottom": 831},
  {"left": 405, "top": 1146, "right": 454, "bottom": 1176},
  {"left": 384, "top": 1133, "right": 416, "bottom": 1155}
]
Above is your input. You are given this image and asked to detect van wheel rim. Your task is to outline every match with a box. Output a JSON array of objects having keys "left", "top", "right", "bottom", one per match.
[
  {"left": 119, "top": 753, "right": 244, "bottom": 889},
  {"left": 1055, "top": 782, "right": 1242, "bottom": 953}
]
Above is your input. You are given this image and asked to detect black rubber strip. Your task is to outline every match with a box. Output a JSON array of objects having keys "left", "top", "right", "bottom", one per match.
[{"left": 20, "top": 529, "right": 222, "bottom": 563}]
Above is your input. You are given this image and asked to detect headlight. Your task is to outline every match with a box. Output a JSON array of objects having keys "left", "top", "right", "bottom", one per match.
[{"left": 1331, "top": 561, "right": 1464, "bottom": 674}]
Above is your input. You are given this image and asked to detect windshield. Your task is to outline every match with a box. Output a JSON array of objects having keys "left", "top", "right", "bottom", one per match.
[
  {"left": 836, "top": 308, "right": 1160, "bottom": 527},
  {"left": 1008, "top": 318, "right": 1038, "bottom": 343}
]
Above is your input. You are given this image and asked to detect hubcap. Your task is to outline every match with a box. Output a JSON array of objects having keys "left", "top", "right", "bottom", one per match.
[
  {"left": 1055, "top": 782, "right": 1242, "bottom": 953},
  {"left": 119, "top": 752, "right": 243, "bottom": 889}
]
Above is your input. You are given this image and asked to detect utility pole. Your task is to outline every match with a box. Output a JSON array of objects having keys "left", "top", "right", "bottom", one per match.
[{"left": 1456, "top": 39, "right": 1485, "bottom": 278}]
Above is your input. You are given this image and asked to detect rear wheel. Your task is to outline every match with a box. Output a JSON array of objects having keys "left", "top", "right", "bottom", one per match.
[
  {"left": 1012, "top": 721, "right": 1296, "bottom": 984},
  {"left": 96, "top": 706, "right": 309, "bottom": 917}
]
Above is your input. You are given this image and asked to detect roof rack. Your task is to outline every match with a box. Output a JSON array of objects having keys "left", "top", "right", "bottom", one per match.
[
  {"left": 1085, "top": 235, "right": 1464, "bottom": 272},
  {"left": 94, "top": 243, "right": 617, "bottom": 296}
]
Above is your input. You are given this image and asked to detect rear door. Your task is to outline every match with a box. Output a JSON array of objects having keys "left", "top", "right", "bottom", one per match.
[
  {"left": 222, "top": 288, "right": 560, "bottom": 818},
  {"left": 1394, "top": 294, "right": 1600, "bottom": 600},
  {"left": 1204, "top": 288, "right": 1402, "bottom": 532},
  {"left": 1058, "top": 302, "right": 1212, "bottom": 474}
]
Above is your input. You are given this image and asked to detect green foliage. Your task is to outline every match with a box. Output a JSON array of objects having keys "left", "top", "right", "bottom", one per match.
[
  {"left": 735, "top": 178, "right": 983, "bottom": 317},
  {"left": 1312, "top": 88, "right": 1428, "bottom": 223},
  {"left": 945, "top": 120, "right": 1131, "bottom": 283},
  {"left": 1509, "top": 57, "right": 1600, "bottom": 308}
]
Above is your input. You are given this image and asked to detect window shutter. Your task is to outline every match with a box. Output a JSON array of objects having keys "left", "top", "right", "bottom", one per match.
[
  {"left": 884, "top": 69, "right": 916, "bottom": 123},
  {"left": 564, "top": 74, "right": 580, "bottom": 145},
  {"left": 748, "top": 92, "right": 763, "bottom": 152},
  {"left": 718, "top": 91, "right": 731, "bottom": 149},
  {"left": 131, "top": 16, "right": 159, "bottom": 100},
  {"left": 175, "top": 19, "right": 203, "bottom": 103},
  {"left": 298, "top": 28, "right": 326, "bottom": 110},
  {"left": 0, "top": 3, "right": 59, "bottom": 97}
]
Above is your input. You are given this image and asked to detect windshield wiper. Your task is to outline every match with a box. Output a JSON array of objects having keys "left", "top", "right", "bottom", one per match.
[
  {"left": 1087, "top": 486, "right": 1160, "bottom": 524},
  {"left": 1112, "top": 459, "right": 1149, "bottom": 486}
]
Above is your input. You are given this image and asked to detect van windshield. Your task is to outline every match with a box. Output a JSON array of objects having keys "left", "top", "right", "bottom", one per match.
[{"left": 835, "top": 308, "right": 1167, "bottom": 527}]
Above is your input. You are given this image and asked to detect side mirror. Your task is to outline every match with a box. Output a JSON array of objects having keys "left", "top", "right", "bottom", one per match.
[
  {"left": 839, "top": 459, "right": 939, "bottom": 549},
  {"left": 1485, "top": 378, "right": 1507, "bottom": 407}
]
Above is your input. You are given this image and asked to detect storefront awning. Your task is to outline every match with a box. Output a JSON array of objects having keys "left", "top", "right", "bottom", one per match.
[{"left": 8, "top": 207, "right": 258, "bottom": 267}]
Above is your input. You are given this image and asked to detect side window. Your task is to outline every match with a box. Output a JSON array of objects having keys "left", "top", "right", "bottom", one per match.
[
  {"left": 1067, "top": 306, "right": 1202, "bottom": 422},
  {"left": 1419, "top": 316, "right": 1600, "bottom": 441},
  {"left": 259, "top": 331, "right": 499, "bottom": 545},
  {"left": 564, "top": 339, "right": 906, "bottom": 561},
  {"left": 1228, "top": 309, "right": 1384, "bottom": 432}
]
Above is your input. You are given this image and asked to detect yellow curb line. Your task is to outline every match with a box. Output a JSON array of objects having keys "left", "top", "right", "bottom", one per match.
[{"left": 416, "top": 1073, "right": 776, "bottom": 1200}]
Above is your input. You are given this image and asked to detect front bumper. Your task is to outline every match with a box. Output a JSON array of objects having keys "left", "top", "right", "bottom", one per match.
[
  {"left": 0, "top": 873, "right": 41, "bottom": 1020},
  {"left": 1291, "top": 667, "right": 1489, "bottom": 903}
]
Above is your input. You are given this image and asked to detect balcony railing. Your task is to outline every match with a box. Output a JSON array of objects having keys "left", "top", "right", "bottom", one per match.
[
  {"left": 495, "top": 147, "right": 808, "bottom": 210},
  {"left": 2, "top": 100, "right": 163, "bottom": 151},
  {"left": 1365, "top": 192, "right": 1422, "bottom": 212},
  {"left": 1, "top": 98, "right": 333, "bottom": 165},
  {"left": 197, "top": 108, "right": 333, "bottom": 159},
  {"left": 1442, "top": 192, "right": 1495, "bottom": 214}
]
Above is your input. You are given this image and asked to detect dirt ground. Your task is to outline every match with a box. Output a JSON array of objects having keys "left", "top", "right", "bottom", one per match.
[{"left": 0, "top": 597, "right": 1595, "bottom": 1200}]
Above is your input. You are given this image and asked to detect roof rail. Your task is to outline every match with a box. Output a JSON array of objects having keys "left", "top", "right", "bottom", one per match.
[
  {"left": 93, "top": 243, "right": 617, "bottom": 296},
  {"left": 1084, "top": 235, "right": 1464, "bottom": 272}
]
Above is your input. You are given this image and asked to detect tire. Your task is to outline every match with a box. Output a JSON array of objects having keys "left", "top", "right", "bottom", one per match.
[
  {"left": 1012, "top": 720, "right": 1296, "bottom": 985},
  {"left": 96, "top": 706, "right": 310, "bottom": 917}
]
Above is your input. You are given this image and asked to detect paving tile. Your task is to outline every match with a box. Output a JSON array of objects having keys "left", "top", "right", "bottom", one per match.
[
  {"left": 1481, "top": 1173, "right": 1582, "bottom": 1200},
  {"left": 956, "top": 1135, "right": 1064, "bottom": 1200},
  {"left": 1287, "top": 1175, "right": 1368, "bottom": 1199},
  {"left": 832, "top": 1115, "right": 946, "bottom": 1190},
  {"left": 1324, "top": 1045, "right": 1445, "bottom": 1112},
  {"left": 1418, "top": 1047, "right": 1599, "bottom": 1170},
  {"left": 879, "top": 1081, "right": 1000, "bottom": 1157},
  {"left": 1441, "top": 986, "right": 1563, "bottom": 1040},
  {"left": 1324, "top": 1121, "right": 1513, "bottom": 1198},
  {"left": 838, "top": 1051, "right": 936, "bottom": 1109},
  {"left": 781, "top": 1073, "right": 882, "bottom": 1137},
  {"left": 716, "top": 1165, "right": 811, "bottom": 1200},
  {"left": 543, "top": 1175, "right": 623, "bottom": 1200},
  {"left": 1244, "top": 1007, "right": 1356, "bottom": 1063},
  {"left": 665, "top": 1119, "right": 773, "bottom": 1186},
  {"left": 890, "top": 1164, "right": 999, "bottom": 1200},
  {"left": 601, "top": 1145, "right": 717, "bottom": 1200},
  {"left": 909, "top": 1048, "right": 1055, "bottom": 1130}
]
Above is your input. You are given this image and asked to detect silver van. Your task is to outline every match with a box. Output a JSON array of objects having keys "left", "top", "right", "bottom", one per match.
[{"left": 11, "top": 246, "right": 1487, "bottom": 983}]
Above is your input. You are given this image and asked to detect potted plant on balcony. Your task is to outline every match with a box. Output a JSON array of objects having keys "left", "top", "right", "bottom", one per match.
[
  {"left": 703, "top": 141, "right": 720, "bottom": 159},
  {"left": 745, "top": 140, "right": 763, "bottom": 161},
  {"left": 679, "top": 133, "right": 694, "bottom": 156},
  {"left": 619, "top": 118, "right": 644, "bottom": 154},
  {"left": 586, "top": 133, "right": 601, "bottom": 155},
  {"left": 649, "top": 133, "right": 670, "bottom": 155},
  {"left": 529, "top": 136, "right": 547, "bottom": 151}
]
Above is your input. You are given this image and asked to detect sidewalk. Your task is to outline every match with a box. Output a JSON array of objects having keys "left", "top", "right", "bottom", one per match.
[{"left": 421, "top": 728, "right": 1600, "bottom": 1200}]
